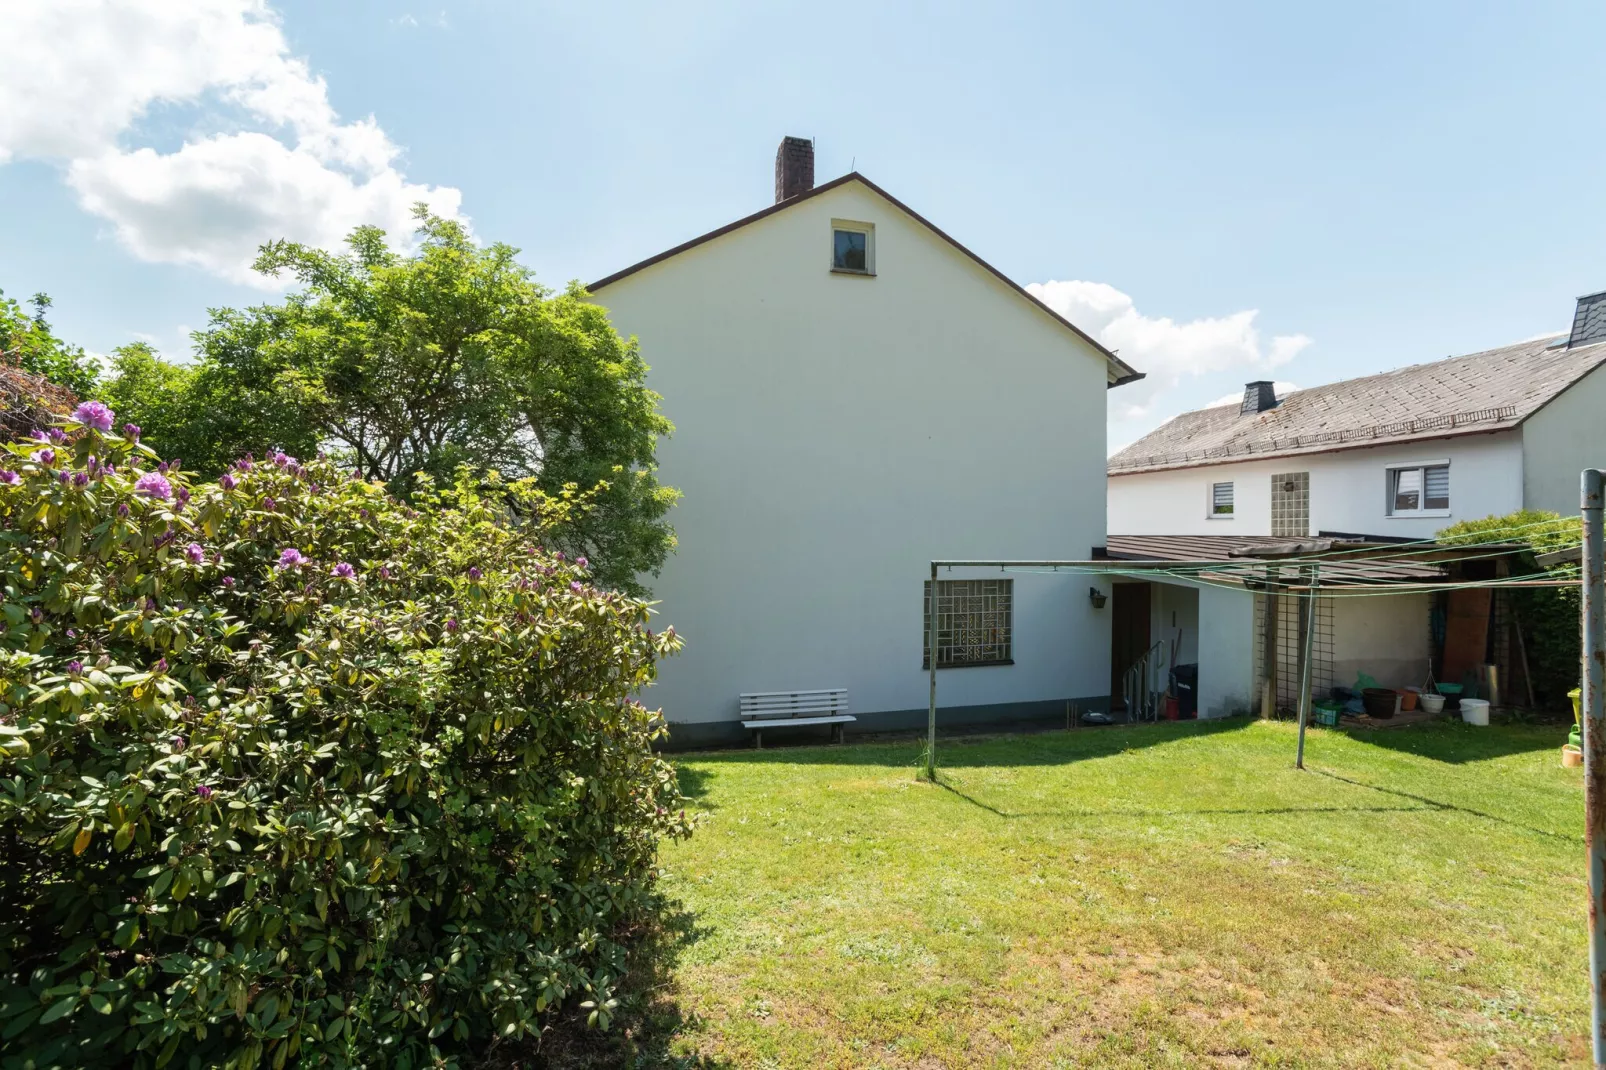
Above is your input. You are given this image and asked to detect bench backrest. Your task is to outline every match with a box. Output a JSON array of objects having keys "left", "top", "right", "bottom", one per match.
[{"left": 739, "top": 689, "right": 850, "bottom": 721}]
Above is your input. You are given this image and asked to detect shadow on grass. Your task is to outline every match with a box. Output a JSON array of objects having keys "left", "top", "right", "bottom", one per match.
[
  {"left": 1306, "top": 768, "right": 1581, "bottom": 843},
  {"left": 674, "top": 715, "right": 1259, "bottom": 772},
  {"left": 933, "top": 778, "right": 1440, "bottom": 822},
  {"left": 506, "top": 898, "right": 729, "bottom": 1070},
  {"left": 1335, "top": 718, "right": 1564, "bottom": 765}
]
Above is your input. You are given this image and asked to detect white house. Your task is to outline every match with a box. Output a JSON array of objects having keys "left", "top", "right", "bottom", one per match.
[
  {"left": 1100, "top": 293, "right": 1606, "bottom": 721},
  {"left": 1108, "top": 294, "right": 1606, "bottom": 538},
  {"left": 590, "top": 138, "right": 1143, "bottom": 747}
]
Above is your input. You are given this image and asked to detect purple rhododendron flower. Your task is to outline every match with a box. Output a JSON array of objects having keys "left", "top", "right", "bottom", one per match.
[
  {"left": 171, "top": 735, "right": 186, "bottom": 753},
  {"left": 117, "top": 502, "right": 129, "bottom": 517},
  {"left": 196, "top": 785, "right": 213, "bottom": 800},
  {"left": 157, "top": 462, "right": 169, "bottom": 474},
  {"left": 37, "top": 448, "right": 55, "bottom": 466},
  {"left": 0, "top": 471, "right": 17, "bottom": 485},
  {"left": 277, "top": 548, "right": 306, "bottom": 569},
  {"left": 554, "top": 551, "right": 565, "bottom": 561},
  {"left": 122, "top": 423, "right": 141, "bottom": 441},
  {"left": 262, "top": 497, "right": 275, "bottom": 511},
  {"left": 154, "top": 658, "right": 168, "bottom": 673},
  {"left": 222, "top": 576, "right": 236, "bottom": 589},
  {"left": 32, "top": 429, "right": 47, "bottom": 442},
  {"left": 169, "top": 459, "right": 181, "bottom": 472},
  {"left": 576, "top": 556, "right": 588, "bottom": 569},
  {"left": 236, "top": 457, "right": 253, "bottom": 472},
  {"left": 176, "top": 487, "right": 190, "bottom": 504},
  {"left": 467, "top": 566, "right": 482, "bottom": 580},
  {"left": 331, "top": 562, "right": 355, "bottom": 579},
  {"left": 219, "top": 472, "right": 237, "bottom": 490},
  {"left": 446, "top": 618, "right": 459, "bottom": 632},
  {"left": 378, "top": 566, "right": 392, "bottom": 580},
  {"left": 47, "top": 429, "right": 65, "bottom": 444},
  {"left": 29, "top": 608, "right": 41, "bottom": 623},
  {"left": 72, "top": 472, "right": 88, "bottom": 487},
  {"left": 273, "top": 451, "right": 294, "bottom": 468},
  {"left": 570, "top": 581, "right": 582, "bottom": 593},
  {"left": 72, "top": 401, "right": 114, "bottom": 431},
  {"left": 66, "top": 660, "right": 83, "bottom": 674},
  {"left": 56, "top": 471, "right": 69, "bottom": 484},
  {"left": 134, "top": 473, "right": 172, "bottom": 500},
  {"left": 185, "top": 542, "right": 205, "bottom": 564}
]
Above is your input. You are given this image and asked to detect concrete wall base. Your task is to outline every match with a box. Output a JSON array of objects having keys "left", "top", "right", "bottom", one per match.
[{"left": 660, "top": 694, "right": 1113, "bottom": 752}]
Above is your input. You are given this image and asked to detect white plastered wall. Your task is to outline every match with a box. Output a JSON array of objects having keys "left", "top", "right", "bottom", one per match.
[
  {"left": 1109, "top": 432, "right": 1525, "bottom": 539},
  {"left": 1521, "top": 360, "right": 1606, "bottom": 517},
  {"left": 1330, "top": 591, "right": 1433, "bottom": 692},
  {"left": 592, "top": 179, "right": 1115, "bottom": 727}
]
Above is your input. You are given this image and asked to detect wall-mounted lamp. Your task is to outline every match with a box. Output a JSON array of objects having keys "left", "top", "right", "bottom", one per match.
[{"left": 1088, "top": 586, "right": 1107, "bottom": 609}]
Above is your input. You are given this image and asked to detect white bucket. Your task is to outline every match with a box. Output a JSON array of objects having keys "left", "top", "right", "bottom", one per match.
[
  {"left": 1460, "top": 698, "right": 1490, "bottom": 726},
  {"left": 1419, "top": 692, "right": 1445, "bottom": 715}
]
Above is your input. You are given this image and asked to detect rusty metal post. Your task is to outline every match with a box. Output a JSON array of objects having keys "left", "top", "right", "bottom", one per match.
[
  {"left": 1295, "top": 567, "right": 1318, "bottom": 769},
  {"left": 1261, "top": 570, "right": 1279, "bottom": 719},
  {"left": 1583, "top": 468, "right": 1605, "bottom": 1063},
  {"left": 926, "top": 562, "right": 939, "bottom": 782}
]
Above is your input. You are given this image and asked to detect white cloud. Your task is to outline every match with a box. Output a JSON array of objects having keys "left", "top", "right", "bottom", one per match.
[
  {"left": 1026, "top": 279, "right": 1312, "bottom": 420},
  {"left": 1203, "top": 381, "right": 1301, "bottom": 408},
  {"left": 0, "top": 0, "right": 463, "bottom": 286}
]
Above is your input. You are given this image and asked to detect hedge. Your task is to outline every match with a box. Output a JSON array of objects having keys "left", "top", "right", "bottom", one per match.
[{"left": 0, "top": 404, "right": 692, "bottom": 1068}]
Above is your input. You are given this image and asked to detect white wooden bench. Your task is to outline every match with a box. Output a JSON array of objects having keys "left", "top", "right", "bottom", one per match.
[{"left": 739, "top": 689, "right": 854, "bottom": 748}]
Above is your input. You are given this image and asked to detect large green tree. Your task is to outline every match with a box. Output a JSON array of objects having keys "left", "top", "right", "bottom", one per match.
[
  {"left": 0, "top": 290, "right": 100, "bottom": 397},
  {"left": 106, "top": 210, "right": 678, "bottom": 592}
]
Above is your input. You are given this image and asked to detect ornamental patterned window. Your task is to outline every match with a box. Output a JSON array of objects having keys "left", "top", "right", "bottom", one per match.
[
  {"left": 923, "top": 579, "right": 1013, "bottom": 668},
  {"left": 1270, "top": 471, "right": 1309, "bottom": 537}
]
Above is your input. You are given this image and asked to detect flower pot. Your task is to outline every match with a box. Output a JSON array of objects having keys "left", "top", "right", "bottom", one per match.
[
  {"left": 1563, "top": 744, "right": 1584, "bottom": 768},
  {"left": 1362, "top": 688, "right": 1398, "bottom": 719},
  {"left": 1398, "top": 689, "right": 1418, "bottom": 712},
  {"left": 1419, "top": 692, "right": 1445, "bottom": 715}
]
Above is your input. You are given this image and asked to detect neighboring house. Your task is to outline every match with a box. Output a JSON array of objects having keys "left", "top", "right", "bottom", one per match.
[
  {"left": 1108, "top": 291, "right": 1606, "bottom": 538},
  {"left": 1098, "top": 293, "right": 1606, "bottom": 721},
  {"left": 590, "top": 137, "right": 1143, "bottom": 747}
]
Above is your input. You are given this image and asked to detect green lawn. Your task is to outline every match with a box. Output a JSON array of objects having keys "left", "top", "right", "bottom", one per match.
[{"left": 616, "top": 719, "right": 1591, "bottom": 1067}]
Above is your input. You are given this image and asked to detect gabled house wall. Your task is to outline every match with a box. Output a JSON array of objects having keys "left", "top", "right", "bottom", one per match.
[
  {"left": 594, "top": 179, "right": 1115, "bottom": 744},
  {"left": 1522, "top": 360, "right": 1606, "bottom": 516}
]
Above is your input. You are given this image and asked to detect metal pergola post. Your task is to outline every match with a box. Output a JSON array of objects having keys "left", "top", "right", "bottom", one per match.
[
  {"left": 1295, "top": 566, "right": 1318, "bottom": 769},
  {"left": 1581, "top": 468, "right": 1605, "bottom": 1063},
  {"left": 926, "top": 561, "right": 939, "bottom": 782}
]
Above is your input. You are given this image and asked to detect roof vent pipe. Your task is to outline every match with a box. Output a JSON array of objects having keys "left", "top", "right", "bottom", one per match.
[
  {"left": 774, "top": 136, "right": 814, "bottom": 203},
  {"left": 1240, "top": 380, "right": 1278, "bottom": 416},
  {"left": 1568, "top": 290, "right": 1606, "bottom": 348}
]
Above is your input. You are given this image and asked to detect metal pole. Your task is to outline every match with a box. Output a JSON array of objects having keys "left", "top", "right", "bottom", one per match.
[
  {"left": 1581, "top": 468, "right": 1605, "bottom": 1064},
  {"left": 926, "top": 561, "right": 939, "bottom": 782},
  {"left": 1261, "top": 568, "right": 1279, "bottom": 719},
  {"left": 1295, "top": 566, "right": 1318, "bottom": 770}
]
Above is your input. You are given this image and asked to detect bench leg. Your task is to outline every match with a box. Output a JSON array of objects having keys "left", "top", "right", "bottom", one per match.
[
  {"left": 832, "top": 723, "right": 843, "bottom": 744},
  {"left": 754, "top": 728, "right": 762, "bottom": 750}
]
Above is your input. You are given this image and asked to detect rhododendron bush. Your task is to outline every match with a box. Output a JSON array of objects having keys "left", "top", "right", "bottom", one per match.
[{"left": 0, "top": 406, "right": 690, "bottom": 1069}]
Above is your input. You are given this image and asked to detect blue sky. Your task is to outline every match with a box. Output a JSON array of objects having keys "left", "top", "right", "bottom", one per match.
[{"left": 3, "top": 1, "right": 1604, "bottom": 450}]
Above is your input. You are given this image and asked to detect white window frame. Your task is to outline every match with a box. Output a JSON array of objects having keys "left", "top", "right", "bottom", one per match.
[
  {"left": 1385, "top": 460, "right": 1451, "bottom": 518},
  {"left": 1208, "top": 480, "right": 1235, "bottom": 518},
  {"left": 830, "top": 219, "right": 875, "bottom": 276}
]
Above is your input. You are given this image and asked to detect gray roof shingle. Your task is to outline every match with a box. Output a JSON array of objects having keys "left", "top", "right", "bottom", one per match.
[{"left": 1108, "top": 334, "right": 1606, "bottom": 475}]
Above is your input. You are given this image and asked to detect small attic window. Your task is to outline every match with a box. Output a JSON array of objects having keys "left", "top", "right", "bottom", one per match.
[{"left": 831, "top": 220, "right": 874, "bottom": 275}]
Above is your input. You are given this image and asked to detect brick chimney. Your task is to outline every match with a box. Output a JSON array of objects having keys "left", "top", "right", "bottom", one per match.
[
  {"left": 1240, "top": 380, "right": 1278, "bottom": 416},
  {"left": 1568, "top": 290, "right": 1606, "bottom": 348},
  {"left": 774, "top": 136, "right": 814, "bottom": 203}
]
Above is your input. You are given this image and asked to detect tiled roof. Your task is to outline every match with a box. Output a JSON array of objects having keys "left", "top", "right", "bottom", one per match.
[{"left": 1108, "top": 334, "right": 1606, "bottom": 475}]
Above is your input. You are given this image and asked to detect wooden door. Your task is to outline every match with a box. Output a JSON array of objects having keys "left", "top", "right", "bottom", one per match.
[{"left": 1110, "top": 582, "right": 1152, "bottom": 710}]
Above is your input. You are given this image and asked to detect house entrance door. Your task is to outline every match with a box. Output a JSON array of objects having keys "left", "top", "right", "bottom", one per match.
[{"left": 1110, "top": 582, "right": 1151, "bottom": 712}]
